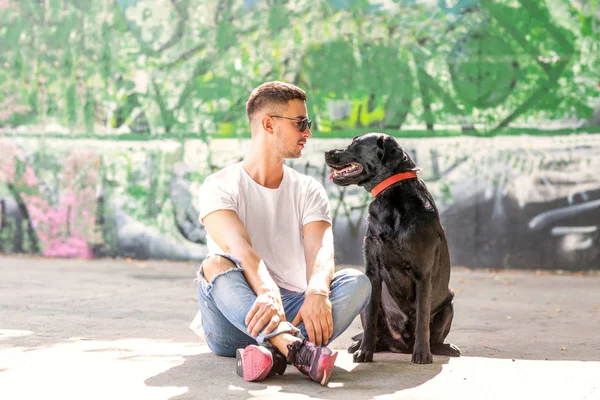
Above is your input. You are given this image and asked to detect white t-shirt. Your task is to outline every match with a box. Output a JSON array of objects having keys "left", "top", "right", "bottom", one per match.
[{"left": 198, "top": 162, "right": 332, "bottom": 292}]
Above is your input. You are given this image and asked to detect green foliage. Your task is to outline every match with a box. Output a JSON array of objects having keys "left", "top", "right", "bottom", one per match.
[{"left": 0, "top": 0, "right": 598, "bottom": 137}]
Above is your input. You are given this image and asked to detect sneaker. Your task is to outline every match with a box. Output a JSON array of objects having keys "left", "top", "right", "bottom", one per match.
[
  {"left": 286, "top": 339, "right": 338, "bottom": 386},
  {"left": 236, "top": 345, "right": 287, "bottom": 382}
]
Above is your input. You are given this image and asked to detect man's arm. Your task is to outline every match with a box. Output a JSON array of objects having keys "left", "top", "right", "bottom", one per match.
[
  {"left": 291, "top": 220, "right": 335, "bottom": 345},
  {"left": 202, "top": 210, "right": 284, "bottom": 336},
  {"left": 303, "top": 221, "right": 335, "bottom": 294}
]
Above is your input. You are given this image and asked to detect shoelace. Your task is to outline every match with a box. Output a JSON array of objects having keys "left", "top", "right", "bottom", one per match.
[
  {"left": 296, "top": 347, "right": 313, "bottom": 367},
  {"left": 286, "top": 339, "right": 313, "bottom": 366}
]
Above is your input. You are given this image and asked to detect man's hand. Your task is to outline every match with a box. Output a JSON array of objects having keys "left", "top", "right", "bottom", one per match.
[
  {"left": 245, "top": 291, "right": 286, "bottom": 337},
  {"left": 291, "top": 294, "right": 333, "bottom": 346}
]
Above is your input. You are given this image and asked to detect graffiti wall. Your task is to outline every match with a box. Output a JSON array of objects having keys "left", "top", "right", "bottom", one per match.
[{"left": 1, "top": 0, "right": 599, "bottom": 269}]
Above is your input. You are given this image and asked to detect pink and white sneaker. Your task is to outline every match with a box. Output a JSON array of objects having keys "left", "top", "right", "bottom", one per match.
[
  {"left": 286, "top": 339, "right": 338, "bottom": 386},
  {"left": 235, "top": 345, "right": 287, "bottom": 382}
]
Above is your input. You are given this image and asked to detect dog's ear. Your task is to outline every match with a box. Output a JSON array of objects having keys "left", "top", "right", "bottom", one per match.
[{"left": 377, "top": 135, "right": 398, "bottom": 163}]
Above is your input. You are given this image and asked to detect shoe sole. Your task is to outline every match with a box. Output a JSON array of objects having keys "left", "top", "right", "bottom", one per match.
[
  {"left": 319, "top": 351, "right": 338, "bottom": 386},
  {"left": 236, "top": 345, "right": 273, "bottom": 382}
]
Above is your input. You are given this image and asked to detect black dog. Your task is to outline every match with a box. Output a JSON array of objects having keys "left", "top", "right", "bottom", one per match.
[{"left": 325, "top": 133, "right": 460, "bottom": 364}]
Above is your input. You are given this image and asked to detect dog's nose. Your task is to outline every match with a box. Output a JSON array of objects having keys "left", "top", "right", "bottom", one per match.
[{"left": 324, "top": 150, "right": 338, "bottom": 162}]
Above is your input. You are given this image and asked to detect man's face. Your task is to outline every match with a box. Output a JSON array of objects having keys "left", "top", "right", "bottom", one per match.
[{"left": 273, "top": 99, "right": 312, "bottom": 159}]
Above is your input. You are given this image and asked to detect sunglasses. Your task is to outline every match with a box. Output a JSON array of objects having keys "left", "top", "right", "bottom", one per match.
[{"left": 270, "top": 115, "right": 312, "bottom": 132}]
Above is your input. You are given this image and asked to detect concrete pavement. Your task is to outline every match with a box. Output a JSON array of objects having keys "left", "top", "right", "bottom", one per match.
[{"left": 1, "top": 256, "right": 599, "bottom": 399}]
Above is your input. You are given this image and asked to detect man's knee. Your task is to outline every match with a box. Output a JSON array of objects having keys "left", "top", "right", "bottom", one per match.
[
  {"left": 202, "top": 254, "right": 239, "bottom": 282},
  {"left": 354, "top": 271, "right": 372, "bottom": 304},
  {"left": 327, "top": 270, "right": 372, "bottom": 343},
  {"left": 207, "top": 342, "right": 237, "bottom": 357},
  {"left": 340, "top": 268, "right": 371, "bottom": 296}
]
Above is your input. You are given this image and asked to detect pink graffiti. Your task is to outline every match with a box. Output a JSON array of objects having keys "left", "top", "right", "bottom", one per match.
[
  {"left": 30, "top": 152, "right": 99, "bottom": 259},
  {"left": 0, "top": 140, "right": 99, "bottom": 259},
  {"left": 0, "top": 139, "right": 17, "bottom": 230},
  {"left": 23, "top": 166, "right": 38, "bottom": 186},
  {"left": 0, "top": 138, "right": 17, "bottom": 183},
  {"left": 23, "top": 192, "right": 93, "bottom": 258}
]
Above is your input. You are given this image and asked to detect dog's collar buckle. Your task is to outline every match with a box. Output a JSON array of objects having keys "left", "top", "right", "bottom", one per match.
[{"left": 371, "top": 171, "right": 418, "bottom": 197}]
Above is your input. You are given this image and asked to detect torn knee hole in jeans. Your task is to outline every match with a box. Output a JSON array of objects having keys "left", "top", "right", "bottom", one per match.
[
  {"left": 197, "top": 264, "right": 244, "bottom": 296},
  {"left": 207, "top": 265, "right": 243, "bottom": 283},
  {"left": 199, "top": 254, "right": 241, "bottom": 279}
]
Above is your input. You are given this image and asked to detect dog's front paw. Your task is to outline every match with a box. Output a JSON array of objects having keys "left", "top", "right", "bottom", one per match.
[
  {"left": 447, "top": 343, "right": 461, "bottom": 357},
  {"left": 411, "top": 346, "right": 433, "bottom": 364},
  {"left": 430, "top": 342, "right": 461, "bottom": 357},
  {"left": 353, "top": 347, "right": 374, "bottom": 363},
  {"left": 348, "top": 340, "right": 361, "bottom": 354}
]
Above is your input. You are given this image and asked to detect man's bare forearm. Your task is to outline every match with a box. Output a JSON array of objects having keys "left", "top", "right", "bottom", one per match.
[
  {"left": 241, "top": 252, "right": 281, "bottom": 296},
  {"left": 304, "top": 224, "right": 335, "bottom": 294},
  {"left": 202, "top": 210, "right": 280, "bottom": 297},
  {"left": 222, "top": 238, "right": 280, "bottom": 296},
  {"left": 306, "top": 245, "right": 335, "bottom": 294}
]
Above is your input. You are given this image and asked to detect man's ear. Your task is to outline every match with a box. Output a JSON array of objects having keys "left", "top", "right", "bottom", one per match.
[{"left": 261, "top": 115, "right": 275, "bottom": 134}]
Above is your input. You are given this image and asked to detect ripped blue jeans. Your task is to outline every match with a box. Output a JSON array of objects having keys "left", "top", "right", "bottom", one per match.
[{"left": 196, "top": 254, "right": 371, "bottom": 357}]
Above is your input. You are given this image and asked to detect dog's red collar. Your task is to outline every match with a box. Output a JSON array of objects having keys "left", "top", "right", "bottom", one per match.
[{"left": 371, "top": 171, "right": 418, "bottom": 197}]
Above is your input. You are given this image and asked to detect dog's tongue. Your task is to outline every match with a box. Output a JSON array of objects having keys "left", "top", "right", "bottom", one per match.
[{"left": 329, "top": 170, "right": 335, "bottom": 181}]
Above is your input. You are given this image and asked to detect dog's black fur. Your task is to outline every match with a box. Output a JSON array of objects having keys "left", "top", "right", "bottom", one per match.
[{"left": 325, "top": 133, "right": 460, "bottom": 364}]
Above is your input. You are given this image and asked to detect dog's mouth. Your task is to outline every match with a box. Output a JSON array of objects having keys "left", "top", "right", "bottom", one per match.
[{"left": 328, "top": 162, "right": 364, "bottom": 180}]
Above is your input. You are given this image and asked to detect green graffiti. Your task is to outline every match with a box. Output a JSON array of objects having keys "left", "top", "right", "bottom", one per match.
[
  {"left": 448, "top": 28, "right": 519, "bottom": 109},
  {"left": 0, "top": 0, "right": 598, "bottom": 138}
]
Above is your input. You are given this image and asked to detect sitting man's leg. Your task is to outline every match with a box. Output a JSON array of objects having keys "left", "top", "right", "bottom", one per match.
[
  {"left": 196, "top": 256, "right": 257, "bottom": 357},
  {"left": 197, "top": 254, "right": 337, "bottom": 385},
  {"left": 328, "top": 268, "right": 371, "bottom": 343},
  {"left": 282, "top": 268, "right": 371, "bottom": 345}
]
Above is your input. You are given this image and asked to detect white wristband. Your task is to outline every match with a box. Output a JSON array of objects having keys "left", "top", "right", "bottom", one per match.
[{"left": 305, "top": 288, "right": 330, "bottom": 298}]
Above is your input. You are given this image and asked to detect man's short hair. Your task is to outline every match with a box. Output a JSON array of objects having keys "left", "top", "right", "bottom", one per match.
[{"left": 245, "top": 81, "right": 306, "bottom": 122}]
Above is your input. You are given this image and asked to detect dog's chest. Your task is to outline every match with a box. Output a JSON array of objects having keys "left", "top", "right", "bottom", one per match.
[
  {"left": 366, "top": 227, "right": 417, "bottom": 273},
  {"left": 365, "top": 208, "right": 422, "bottom": 279},
  {"left": 365, "top": 209, "right": 412, "bottom": 251}
]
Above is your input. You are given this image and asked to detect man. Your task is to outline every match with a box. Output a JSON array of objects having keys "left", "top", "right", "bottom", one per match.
[{"left": 195, "top": 81, "right": 371, "bottom": 386}]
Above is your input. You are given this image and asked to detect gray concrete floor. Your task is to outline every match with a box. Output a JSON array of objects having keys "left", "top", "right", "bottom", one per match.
[{"left": 1, "top": 256, "right": 599, "bottom": 400}]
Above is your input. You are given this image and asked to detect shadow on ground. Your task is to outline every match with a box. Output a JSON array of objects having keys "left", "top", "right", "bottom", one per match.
[{"left": 145, "top": 351, "right": 446, "bottom": 399}]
